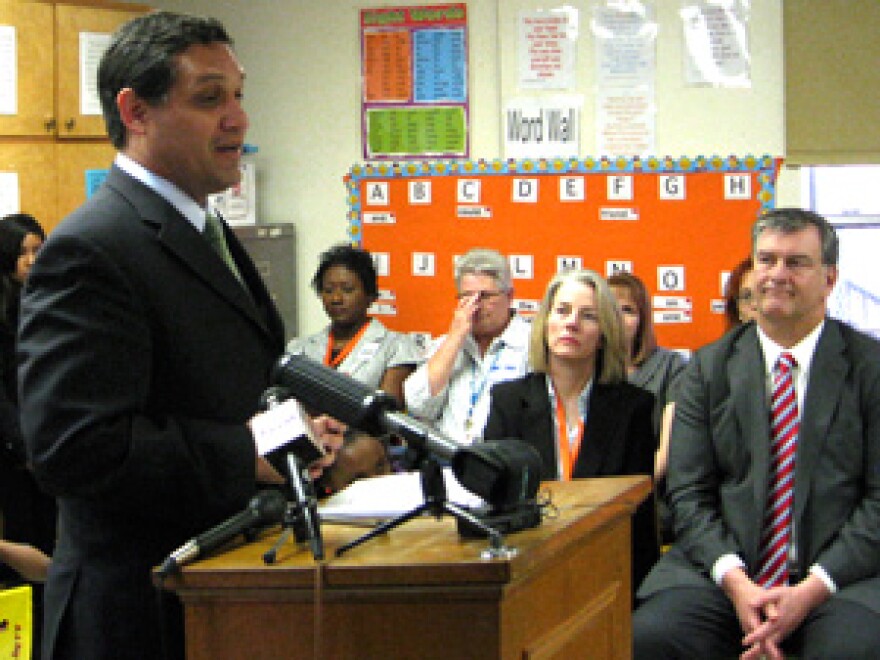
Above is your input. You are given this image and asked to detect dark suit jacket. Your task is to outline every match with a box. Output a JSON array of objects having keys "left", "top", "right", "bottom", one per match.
[
  {"left": 483, "top": 372, "right": 659, "bottom": 593},
  {"left": 17, "top": 166, "right": 285, "bottom": 659},
  {"left": 638, "top": 320, "right": 880, "bottom": 616}
]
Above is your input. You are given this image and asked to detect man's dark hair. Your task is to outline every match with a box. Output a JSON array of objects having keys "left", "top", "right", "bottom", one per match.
[
  {"left": 98, "top": 11, "right": 232, "bottom": 148},
  {"left": 311, "top": 243, "right": 380, "bottom": 298},
  {"left": 752, "top": 208, "right": 839, "bottom": 266}
]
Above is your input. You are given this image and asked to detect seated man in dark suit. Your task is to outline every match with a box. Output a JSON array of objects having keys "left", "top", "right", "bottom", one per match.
[{"left": 633, "top": 208, "right": 880, "bottom": 659}]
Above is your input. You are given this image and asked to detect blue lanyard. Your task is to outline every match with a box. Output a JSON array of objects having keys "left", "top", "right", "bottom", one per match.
[{"left": 465, "top": 344, "right": 504, "bottom": 428}]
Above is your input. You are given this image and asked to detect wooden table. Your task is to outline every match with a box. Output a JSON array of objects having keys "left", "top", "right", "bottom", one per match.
[{"left": 159, "top": 476, "right": 650, "bottom": 660}]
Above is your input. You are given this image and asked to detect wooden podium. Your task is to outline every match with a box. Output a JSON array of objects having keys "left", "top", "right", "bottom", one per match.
[{"left": 160, "top": 476, "right": 650, "bottom": 660}]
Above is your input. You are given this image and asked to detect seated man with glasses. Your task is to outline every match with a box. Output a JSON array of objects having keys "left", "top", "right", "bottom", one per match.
[{"left": 404, "top": 248, "right": 531, "bottom": 445}]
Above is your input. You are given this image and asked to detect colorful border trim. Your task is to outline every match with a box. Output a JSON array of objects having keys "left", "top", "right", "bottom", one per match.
[{"left": 345, "top": 154, "right": 781, "bottom": 242}]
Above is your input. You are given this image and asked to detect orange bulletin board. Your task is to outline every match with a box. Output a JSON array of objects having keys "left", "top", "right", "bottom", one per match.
[{"left": 346, "top": 155, "right": 780, "bottom": 352}]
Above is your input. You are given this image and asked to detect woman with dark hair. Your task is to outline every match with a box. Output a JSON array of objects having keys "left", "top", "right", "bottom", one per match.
[
  {"left": 484, "top": 269, "right": 658, "bottom": 596},
  {"left": 607, "top": 272, "right": 687, "bottom": 437},
  {"left": 608, "top": 272, "right": 687, "bottom": 545},
  {"left": 286, "top": 243, "right": 421, "bottom": 404},
  {"left": 0, "top": 213, "right": 54, "bottom": 659},
  {"left": 0, "top": 213, "right": 52, "bottom": 525},
  {"left": 723, "top": 256, "right": 757, "bottom": 329}
]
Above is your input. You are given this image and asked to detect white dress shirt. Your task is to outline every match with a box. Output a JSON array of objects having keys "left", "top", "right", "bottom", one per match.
[
  {"left": 404, "top": 315, "right": 531, "bottom": 445},
  {"left": 712, "top": 321, "right": 836, "bottom": 593}
]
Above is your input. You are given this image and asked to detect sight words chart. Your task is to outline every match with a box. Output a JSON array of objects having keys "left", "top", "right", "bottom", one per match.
[{"left": 361, "top": 4, "right": 469, "bottom": 160}]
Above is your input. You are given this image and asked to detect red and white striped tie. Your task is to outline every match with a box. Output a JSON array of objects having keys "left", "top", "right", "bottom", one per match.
[{"left": 756, "top": 352, "right": 799, "bottom": 588}]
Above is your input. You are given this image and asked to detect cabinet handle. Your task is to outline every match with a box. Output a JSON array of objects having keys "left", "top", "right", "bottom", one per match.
[
  {"left": 44, "top": 118, "right": 56, "bottom": 133},
  {"left": 65, "top": 118, "right": 76, "bottom": 131}
]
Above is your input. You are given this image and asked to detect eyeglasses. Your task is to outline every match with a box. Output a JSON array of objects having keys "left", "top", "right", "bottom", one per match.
[{"left": 456, "top": 290, "right": 505, "bottom": 302}]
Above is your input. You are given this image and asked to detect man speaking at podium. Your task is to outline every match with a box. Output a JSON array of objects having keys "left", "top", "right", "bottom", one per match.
[{"left": 17, "top": 11, "right": 338, "bottom": 660}]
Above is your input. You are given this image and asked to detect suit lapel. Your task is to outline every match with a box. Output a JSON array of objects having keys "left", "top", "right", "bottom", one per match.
[
  {"left": 223, "top": 222, "right": 285, "bottom": 342},
  {"left": 578, "top": 384, "right": 614, "bottom": 477},
  {"left": 160, "top": 217, "right": 271, "bottom": 330},
  {"left": 106, "top": 168, "right": 278, "bottom": 342},
  {"left": 728, "top": 326, "right": 770, "bottom": 559},
  {"left": 519, "top": 375, "right": 558, "bottom": 480},
  {"left": 794, "top": 321, "right": 843, "bottom": 523}
]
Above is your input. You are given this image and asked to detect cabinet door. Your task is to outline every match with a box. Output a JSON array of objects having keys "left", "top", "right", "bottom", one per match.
[
  {"left": 55, "top": 4, "right": 145, "bottom": 139},
  {"left": 0, "top": 2, "right": 55, "bottom": 136},
  {"left": 55, "top": 141, "right": 115, "bottom": 230},
  {"left": 0, "top": 141, "right": 57, "bottom": 227}
]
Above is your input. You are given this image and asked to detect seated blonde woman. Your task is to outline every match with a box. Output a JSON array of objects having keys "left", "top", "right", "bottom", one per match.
[{"left": 483, "top": 268, "right": 658, "bottom": 597}]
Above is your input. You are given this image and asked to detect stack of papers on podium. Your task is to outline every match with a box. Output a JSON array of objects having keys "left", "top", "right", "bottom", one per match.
[{"left": 318, "top": 468, "right": 485, "bottom": 521}]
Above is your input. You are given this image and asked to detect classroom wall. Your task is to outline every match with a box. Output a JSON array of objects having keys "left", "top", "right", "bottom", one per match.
[{"left": 129, "top": 0, "right": 799, "bottom": 337}]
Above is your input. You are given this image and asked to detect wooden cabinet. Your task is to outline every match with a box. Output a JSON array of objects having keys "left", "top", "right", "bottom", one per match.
[
  {"left": 0, "top": 141, "right": 56, "bottom": 224},
  {"left": 55, "top": 3, "right": 147, "bottom": 139},
  {"left": 0, "top": 0, "right": 146, "bottom": 139},
  {"left": 0, "top": 2, "right": 54, "bottom": 137},
  {"left": 0, "top": 0, "right": 150, "bottom": 232}
]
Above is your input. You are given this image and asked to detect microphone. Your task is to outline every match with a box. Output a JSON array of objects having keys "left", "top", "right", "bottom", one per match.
[
  {"left": 285, "top": 453, "right": 323, "bottom": 561},
  {"left": 259, "top": 385, "right": 292, "bottom": 411},
  {"left": 272, "top": 352, "right": 461, "bottom": 461},
  {"left": 158, "top": 489, "right": 286, "bottom": 576},
  {"left": 258, "top": 383, "right": 324, "bottom": 563},
  {"left": 271, "top": 353, "right": 543, "bottom": 519},
  {"left": 256, "top": 386, "right": 326, "bottom": 469}
]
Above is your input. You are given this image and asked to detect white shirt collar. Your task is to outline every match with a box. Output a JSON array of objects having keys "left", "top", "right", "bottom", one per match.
[
  {"left": 464, "top": 313, "right": 529, "bottom": 362},
  {"left": 496, "top": 314, "right": 531, "bottom": 348},
  {"left": 545, "top": 373, "right": 593, "bottom": 418},
  {"left": 115, "top": 153, "right": 207, "bottom": 232},
  {"left": 757, "top": 319, "right": 825, "bottom": 377}
]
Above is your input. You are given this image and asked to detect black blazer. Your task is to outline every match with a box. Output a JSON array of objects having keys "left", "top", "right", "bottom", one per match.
[
  {"left": 18, "top": 166, "right": 285, "bottom": 660},
  {"left": 484, "top": 372, "right": 659, "bottom": 594}
]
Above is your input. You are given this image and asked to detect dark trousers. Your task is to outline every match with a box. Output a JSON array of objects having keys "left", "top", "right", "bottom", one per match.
[{"left": 633, "top": 585, "right": 880, "bottom": 660}]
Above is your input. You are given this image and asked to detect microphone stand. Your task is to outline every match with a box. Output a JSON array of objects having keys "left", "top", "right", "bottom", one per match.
[
  {"left": 264, "top": 453, "right": 324, "bottom": 563},
  {"left": 335, "top": 453, "right": 515, "bottom": 559}
]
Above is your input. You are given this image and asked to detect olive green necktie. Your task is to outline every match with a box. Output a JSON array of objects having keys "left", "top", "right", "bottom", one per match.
[{"left": 203, "top": 212, "right": 243, "bottom": 282}]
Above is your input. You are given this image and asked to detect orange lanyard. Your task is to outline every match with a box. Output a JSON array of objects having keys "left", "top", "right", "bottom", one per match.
[
  {"left": 324, "top": 321, "right": 370, "bottom": 369},
  {"left": 554, "top": 392, "right": 584, "bottom": 481}
]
